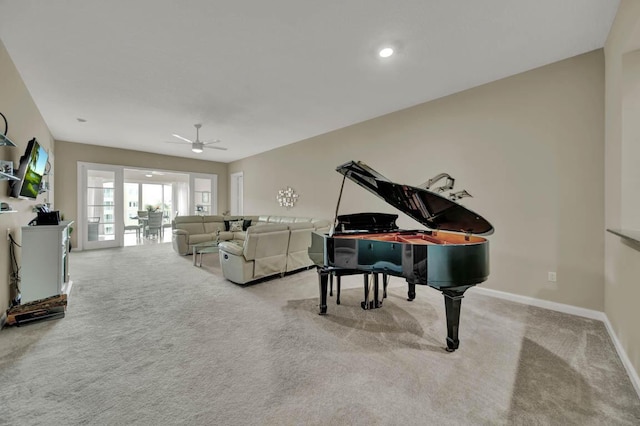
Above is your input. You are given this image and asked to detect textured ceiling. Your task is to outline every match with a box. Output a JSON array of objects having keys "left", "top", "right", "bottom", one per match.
[{"left": 0, "top": 0, "right": 620, "bottom": 163}]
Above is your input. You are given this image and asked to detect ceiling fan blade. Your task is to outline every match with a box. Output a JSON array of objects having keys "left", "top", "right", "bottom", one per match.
[
  {"left": 165, "top": 140, "right": 190, "bottom": 145},
  {"left": 204, "top": 145, "right": 228, "bottom": 151},
  {"left": 172, "top": 133, "right": 193, "bottom": 143},
  {"left": 202, "top": 139, "right": 222, "bottom": 145}
]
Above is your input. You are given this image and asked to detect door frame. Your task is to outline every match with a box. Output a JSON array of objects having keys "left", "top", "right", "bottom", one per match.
[
  {"left": 77, "top": 162, "right": 124, "bottom": 251},
  {"left": 77, "top": 164, "right": 218, "bottom": 250},
  {"left": 230, "top": 171, "right": 244, "bottom": 215},
  {"left": 189, "top": 173, "right": 218, "bottom": 215}
]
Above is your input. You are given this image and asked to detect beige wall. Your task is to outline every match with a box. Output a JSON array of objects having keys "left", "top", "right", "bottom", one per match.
[
  {"left": 230, "top": 50, "right": 605, "bottom": 311},
  {"left": 0, "top": 39, "right": 56, "bottom": 312},
  {"left": 54, "top": 140, "right": 229, "bottom": 247},
  {"left": 604, "top": 0, "right": 640, "bottom": 381}
]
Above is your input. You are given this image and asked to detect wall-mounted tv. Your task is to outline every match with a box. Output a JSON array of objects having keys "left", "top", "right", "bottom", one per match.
[{"left": 9, "top": 138, "right": 49, "bottom": 200}]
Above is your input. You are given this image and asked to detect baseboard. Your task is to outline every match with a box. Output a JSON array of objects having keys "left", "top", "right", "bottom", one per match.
[
  {"left": 471, "top": 286, "right": 640, "bottom": 398},
  {"left": 0, "top": 311, "right": 6, "bottom": 329},
  {"left": 471, "top": 287, "right": 606, "bottom": 320},
  {"left": 602, "top": 316, "right": 640, "bottom": 398}
]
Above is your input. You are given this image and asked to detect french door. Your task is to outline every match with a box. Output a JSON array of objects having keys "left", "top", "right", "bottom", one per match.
[
  {"left": 190, "top": 173, "right": 217, "bottom": 215},
  {"left": 78, "top": 163, "right": 123, "bottom": 250},
  {"left": 78, "top": 164, "right": 218, "bottom": 249}
]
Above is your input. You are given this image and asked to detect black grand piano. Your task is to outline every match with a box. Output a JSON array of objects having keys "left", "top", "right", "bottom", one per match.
[{"left": 309, "top": 161, "right": 494, "bottom": 352}]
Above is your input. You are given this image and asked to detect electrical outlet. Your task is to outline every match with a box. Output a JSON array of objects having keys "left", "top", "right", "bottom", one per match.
[{"left": 548, "top": 271, "right": 557, "bottom": 282}]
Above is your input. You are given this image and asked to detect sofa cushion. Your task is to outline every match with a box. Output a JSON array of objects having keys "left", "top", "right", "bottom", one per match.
[
  {"left": 203, "top": 222, "right": 224, "bottom": 234},
  {"left": 203, "top": 215, "right": 225, "bottom": 223},
  {"left": 176, "top": 222, "right": 206, "bottom": 236},
  {"left": 229, "top": 220, "right": 244, "bottom": 232},
  {"left": 218, "top": 231, "right": 235, "bottom": 241},
  {"left": 189, "top": 233, "right": 214, "bottom": 245},
  {"left": 202, "top": 216, "right": 225, "bottom": 234},
  {"left": 267, "top": 216, "right": 296, "bottom": 224},
  {"left": 242, "top": 219, "right": 252, "bottom": 230},
  {"left": 174, "top": 215, "right": 205, "bottom": 225}
]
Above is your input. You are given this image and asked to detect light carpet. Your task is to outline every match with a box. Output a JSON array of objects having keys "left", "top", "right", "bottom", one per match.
[{"left": 1, "top": 243, "right": 639, "bottom": 425}]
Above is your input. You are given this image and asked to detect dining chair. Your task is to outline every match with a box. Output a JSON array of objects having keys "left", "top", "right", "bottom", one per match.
[
  {"left": 145, "top": 211, "right": 163, "bottom": 239},
  {"left": 87, "top": 217, "right": 100, "bottom": 241},
  {"left": 124, "top": 221, "right": 142, "bottom": 239}
]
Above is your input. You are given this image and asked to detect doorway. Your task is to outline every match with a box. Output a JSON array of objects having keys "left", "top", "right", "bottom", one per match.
[
  {"left": 123, "top": 169, "right": 190, "bottom": 246},
  {"left": 230, "top": 171, "right": 243, "bottom": 215},
  {"left": 77, "top": 163, "right": 218, "bottom": 250}
]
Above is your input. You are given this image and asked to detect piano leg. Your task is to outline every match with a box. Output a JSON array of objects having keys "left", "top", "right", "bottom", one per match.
[
  {"left": 374, "top": 274, "right": 380, "bottom": 308},
  {"left": 407, "top": 282, "right": 416, "bottom": 301},
  {"left": 336, "top": 276, "right": 341, "bottom": 305},
  {"left": 383, "top": 273, "right": 388, "bottom": 299},
  {"left": 442, "top": 289, "right": 466, "bottom": 352},
  {"left": 361, "top": 273, "right": 370, "bottom": 310},
  {"left": 318, "top": 269, "right": 329, "bottom": 315},
  {"left": 329, "top": 274, "right": 333, "bottom": 297}
]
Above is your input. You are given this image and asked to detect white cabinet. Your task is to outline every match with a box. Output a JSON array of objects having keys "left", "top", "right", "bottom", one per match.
[{"left": 20, "top": 220, "right": 73, "bottom": 303}]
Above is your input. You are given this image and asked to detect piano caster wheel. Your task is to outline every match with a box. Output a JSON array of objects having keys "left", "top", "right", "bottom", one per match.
[{"left": 446, "top": 338, "right": 459, "bottom": 352}]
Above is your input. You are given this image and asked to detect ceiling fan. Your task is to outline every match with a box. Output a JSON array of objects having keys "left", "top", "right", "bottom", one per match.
[{"left": 167, "top": 124, "right": 227, "bottom": 153}]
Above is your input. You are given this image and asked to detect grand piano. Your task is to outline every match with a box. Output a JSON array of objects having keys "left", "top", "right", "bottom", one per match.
[{"left": 309, "top": 161, "right": 494, "bottom": 352}]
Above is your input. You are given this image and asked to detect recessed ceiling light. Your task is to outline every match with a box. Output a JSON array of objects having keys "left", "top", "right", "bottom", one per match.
[
  {"left": 145, "top": 174, "right": 152, "bottom": 177},
  {"left": 379, "top": 47, "right": 394, "bottom": 58}
]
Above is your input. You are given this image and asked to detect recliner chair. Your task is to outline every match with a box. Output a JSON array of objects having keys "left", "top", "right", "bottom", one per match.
[
  {"left": 285, "top": 222, "right": 315, "bottom": 272},
  {"left": 218, "top": 224, "right": 290, "bottom": 284}
]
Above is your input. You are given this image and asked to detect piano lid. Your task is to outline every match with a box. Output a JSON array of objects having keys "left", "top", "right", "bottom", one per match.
[
  {"left": 337, "top": 212, "right": 399, "bottom": 233},
  {"left": 336, "top": 161, "right": 494, "bottom": 235}
]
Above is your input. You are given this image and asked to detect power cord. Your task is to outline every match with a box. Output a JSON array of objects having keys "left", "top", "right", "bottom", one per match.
[{"left": 8, "top": 233, "right": 21, "bottom": 307}]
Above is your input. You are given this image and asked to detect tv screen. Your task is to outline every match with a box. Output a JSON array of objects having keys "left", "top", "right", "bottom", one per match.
[{"left": 9, "top": 138, "right": 49, "bottom": 200}]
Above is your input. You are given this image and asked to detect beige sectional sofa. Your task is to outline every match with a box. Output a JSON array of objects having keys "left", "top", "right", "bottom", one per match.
[
  {"left": 172, "top": 215, "right": 256, "bottom": 255},
  {"left": 171, "top": 215, "right": 330, "bottom": 284}
]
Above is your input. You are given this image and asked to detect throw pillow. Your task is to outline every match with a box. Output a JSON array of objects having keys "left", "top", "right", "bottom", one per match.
[
  {"left": 224, "top": 220, "right": 230, "bottom": 231},
  {"left": 229, "top": 220, "right": 244, "bottom": 232},
  {"left": 242, "top": 219, "right": 252, "bottom": 231}
]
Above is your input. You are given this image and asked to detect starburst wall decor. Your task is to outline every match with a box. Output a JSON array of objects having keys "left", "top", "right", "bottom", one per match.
[{"left": 276, "top": 186, "right": 299, "bottom": 209}]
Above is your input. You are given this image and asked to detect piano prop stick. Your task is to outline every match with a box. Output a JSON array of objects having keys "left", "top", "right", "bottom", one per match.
[{"left": 309, "top": 161, "right": 494, "bottom": 352}]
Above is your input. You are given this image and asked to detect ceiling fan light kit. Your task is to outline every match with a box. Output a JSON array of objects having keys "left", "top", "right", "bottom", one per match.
[{"left": 167, "top": 123, "right": 227, "bottom": 153}]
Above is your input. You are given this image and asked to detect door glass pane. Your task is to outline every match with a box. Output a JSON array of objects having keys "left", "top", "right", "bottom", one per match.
[
  {"left": 142, "top": 183, "right": 163, "bottom": 213},
  {"left": 87, "top": 170, "right": 115, "bottom": 241},
  {"left": 163, "top": 184, "right": 173, "bottom": 222},
  {"left": 124, "top": 183, "right": 139, "bottom": 226},
  {"left": 194, "top": 177, "right": 211, "bottom": 214}
]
